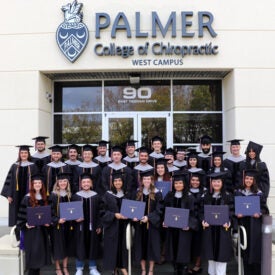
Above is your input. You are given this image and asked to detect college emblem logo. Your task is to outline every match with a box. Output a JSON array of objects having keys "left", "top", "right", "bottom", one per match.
[{"left": 56, "top": 0, "right": 89, "bottom": 62}]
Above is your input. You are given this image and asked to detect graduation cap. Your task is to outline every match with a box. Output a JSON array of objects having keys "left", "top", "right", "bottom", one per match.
[
  {"left": 31, "top": 173, "right": 44, "bottom": 181},
  {"left": 164, "top": 147, "right": 174, "bottom": 156},
  {"left": 245, "top": 141, "right": 263, "bottom": 155},
  {"left": 80, "top": 172, "right": 95, "bottom": 181},
  {"left": 48, "top": 145, "right": 63, "bottom": 153},
  {"left": 151, "top": 136, "right": 163, "bottom": 143},
  {"left": 244, "top": 169, "right": 258, "bottom": 178},
  {"left": 135, "top": 146, "right": 150, "bottom": 154},
  {"left": 207, "top": 171, "right": 227, "bottom": 180},
  {"left": 227, "top": 139, "right": 243, "bottom": 146},
  {"left": 156, "top": 158, "right": 168, "bottom": 166},
  {"left": 82, "top": 144, "right": 94, "bottom": 152},
  {"left": 32, "top": 136, "right": 49, "bottom": 143},
  {"left": 186, "top": 148, "right": 199, "bottom": 158},
  {"left": 175, "top": 146, "right": 187, "bottom": 153},
  {"left": 209, "top": 151, "right": 226, "bottom": 158},
  {"left": 199, "top": 134, "right": 212, "bottom": 145},
  {"left": 57, "top": 172, "right": 72, "bottom": 180},
  {"left": 188, "top": 168, "right": 205, "bottom": 178},
  {"left": 97, "top": 140, "right": 109, "bottom": 147},
  {"left": 112, "top": 170, "right": 125, "bottom": 180},
  {"left": 172, "top": 170, "right": 187, "bottom": 182},
  {"left": 111, "top": 145, "right": 123, "bottom": 154},
  {"left": 140, "top": 169, "right": 154, "bottom": 178},
  {"left": 68, "top": 144, "right": 80, "bottom": 151},
  {"left": 124, "top": 140, "right": 138, "bottom": 147},
  {"left": 16, "top": 145, "right": 33, "bottom": 151}
]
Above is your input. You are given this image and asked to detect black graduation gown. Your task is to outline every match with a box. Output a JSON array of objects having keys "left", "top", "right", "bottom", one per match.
[
  {"left": 163, "top": 191, "right": 196, "bottom": 264},
  {"left": 238, "top": 160, "right": 270, "bottom": 198},
  {"left": 1, "top": 162, "right": 38, "bottom": 226},
  {"left": 42, "top": 162, "right": 71, "bottom": 196},
  {"left": 31, "top": 154, "right": 51, "bottom": 173},
  {"left": 93, "top": 156, "right": 112, "bottom": 170},
  {"left": 122, "top": 156, "right": 139, "bottom": 170},
  {"left": 200, "top": 191, "right": 234, "bottom": 262},
  {"left": 16, "top": 195, "right": 51, "bottom": 269},
  {"left": 100, "top": 191, "right": 129, "bottom": 270},
  {"left": 235, "top": 190, "right": 269, "bottom": 266},
  {"left": 48, "top": 192, "right": 75, "bottom": 260},
  {"left": 101, "top": 164, "right": 134, "bottom": 196},
  {"left": 133, "top": 191, "right": 163, "bottom": 262},
  {"left": 73, "top": 191, "right": 102, "bottom": 261},
  {"left": 64, "top": 160, "right": 82, "bottom": 194},
  {"left": 208, "top": 167, "right": 233, "bottom": 193},
  {"left": 74, "top": 163, "right": 102, "bottom": 195},
  {"left": 198, "top": 154, "right": 212, "bottom": 173}
]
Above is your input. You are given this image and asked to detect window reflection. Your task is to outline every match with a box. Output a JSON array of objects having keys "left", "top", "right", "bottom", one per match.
[
  {"left": 54, "top": 114, "right": 102, "bottom": 144},
  {"left": 173, "top": 113, "right": 222, "bottom": 143}
]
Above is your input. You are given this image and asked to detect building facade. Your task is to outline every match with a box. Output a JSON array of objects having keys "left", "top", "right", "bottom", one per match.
[{"left": 0, "top": 0, "right": 274, "bottom": 217}]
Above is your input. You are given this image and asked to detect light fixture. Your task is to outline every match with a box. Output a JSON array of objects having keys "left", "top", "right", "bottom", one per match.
[
  {"left": 46, "top": 92, "right": 52, "bottom": 103},
  {"left": 129, "top": 74, "right": 140, "bottom": 84}
]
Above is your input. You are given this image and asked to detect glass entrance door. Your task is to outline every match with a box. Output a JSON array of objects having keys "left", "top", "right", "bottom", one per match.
[{"left": 104, "top": 113, "right": 171, "bottom": 148}]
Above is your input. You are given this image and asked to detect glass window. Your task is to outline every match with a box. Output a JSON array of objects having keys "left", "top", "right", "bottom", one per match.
[
  {"left": 54, "top": 114, "right": 102, "bottom": 144},
  {"left": 104, "top": 80, "right": 171, "bottom": 111},
  {"left": 173, "top": 81, "right": 222, "bottom": 111},
  {"left": 173, "top": 113, "right": 223, "bottom": 143},
  {"left": 54, "top": 82, "right": 102, "bottom": 112}
]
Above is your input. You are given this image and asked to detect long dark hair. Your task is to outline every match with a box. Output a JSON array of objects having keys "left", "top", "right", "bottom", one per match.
[
  {"left": 241, "top": 175, "right": 259, "bottom": 194},
  {"left": 154, "top": 163, "right": 171, "bottom": 181},
  {"left": 17, "top": 149, "right": 32, "bottom": 163}
]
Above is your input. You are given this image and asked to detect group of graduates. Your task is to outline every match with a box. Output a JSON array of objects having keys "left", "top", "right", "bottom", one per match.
[{"left": 0, "top": 135, "right": 270, "bottom": 275}]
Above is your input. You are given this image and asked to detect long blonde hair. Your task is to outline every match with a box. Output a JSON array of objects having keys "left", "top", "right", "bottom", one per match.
[
  {"left": 136, "top": 175, "right": 156, "bottom": 201},
  {"left": 52, "top": 178, "right": 72, "bottom": 199}
]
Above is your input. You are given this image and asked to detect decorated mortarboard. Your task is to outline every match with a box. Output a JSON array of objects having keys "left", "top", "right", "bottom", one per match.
[
  {"left": 48, "top": 145, "right": 64, "bottom": 152},
  {"left": 172, "top": 170, "right": 187, "bottom": 181},
  {"left": 124, "top": 140, "right": 138, "bottom": 147},
  {"left": 80, "top": 172, "right": 94, "bottom": 181},
  {"left": 16, "top": 145, "right": 33, "bottom": 151},
  {"left": 97, "top": 140, "right": 109, "bottom": 147},
  {"left": 57, "top": 172, "right": 72, "bottom": 180},
  {"left": 164, "top": 147, "right": 174, "bottom": 156},
  {"left": 151, "top": 136, "right": 163, "bottom": 143},
  {"left": 209, "top": 151, "right": 226, "bottom": 158},
  {"left": 245, "top": 141, "right": 263, "bottom": 155},
  {"left": 140, "top": 168, "right": 154, "bottom": 178},
  {"left": 199, "top": 134, "right": 212, "bottom": 145},
  {"left": 207, "top": 171, "right": 227, "bottom": 180},
  {"left": 31, "top": 173, "right": 44, "bottom": 181},
  {"left": 82, "top": 144, "right": 94, "bottom": 152},
  {"left": 32, "top": 136, "right": 49, "bottom": 142},
  {"left": 68, "top": 144, "right": 80, "bottom": 150},
  {"left": 135, "top": 146, "right": 150, "bottom": 154},
  {"left": 227, "top": 139, "right": 243, "bottom": 146},
  {"left": 244, "top": 169, "right": 258, "bottom": 178},
  {"left": 111, "top": 145, "right": 123, "bottom": 153}
]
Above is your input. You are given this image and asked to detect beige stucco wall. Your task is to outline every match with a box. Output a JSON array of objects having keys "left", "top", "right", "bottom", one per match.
[{"left": 0, "top": 0, "right": 275, "bottom": 218}]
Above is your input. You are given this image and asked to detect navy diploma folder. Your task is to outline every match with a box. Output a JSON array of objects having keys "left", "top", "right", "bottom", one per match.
[
  {"left": 59, "top": 201, "right": 84, "bottom": 221},
  {"left": 120, "top": 199, "right": 146, "bottom": 220},
  {"left": 164, "top": 207, "right": 190, "bottom": 229},
  {"left": 155, "top": 181, "right": 171, "bottom": 199},
  {"left": 235, "top": 196, "right": 260, "bottom": 216},
  {"left": 204, "top": 205, "right": 229, "bottom": 226},
  {"left": 27, "top": 205, "right": 51, "bottom": 226}
]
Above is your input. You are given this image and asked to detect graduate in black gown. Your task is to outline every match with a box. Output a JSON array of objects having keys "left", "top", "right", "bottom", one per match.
[
  {"left": 197, "top": 135, "right": 212, "bottom": 173},
  {"left": 31, "top": 136, "right": 51, "bottom": 173},
  {"left": 223, "top": 139, "right": 245, "bottom": 191},
  {"left": 163, "top": 171, "right": 196, "bottom": 275},
  {"left": 132, "top": 169, "right": 163, "bottom": 275},
  {"left": 74, "top": 144, "right": 102, "bottom": 195},
  {"left": 49, "top": 172, "right": 74, "bottom": 275},
  {"left": 148, "top": 136, "right": 165, "bottom": 169},
  {"left": 42, "top": 145, "right": 71, "bottom": 196},
  {"left": 122, "top": 140, "right": 139, "bottom": 169},
  {"left": 1, "top": 145, "right": 38, "bottom": 226},
  {"left": 201, "top": 172, "right": 234, "bottom": 275},
  {"left": 100, "top": 171, "right": 130, "bottom": 275},
  {"left": 238, "top": 141, "right": 270, "bottom": 198},
  {"left": 187, "top": 170, "right": 207, "bottom": 274},
  {"left": 16, "top": 174, "right": 51, "bottom": 275},
  {"left": 93, "top": 140, "right": 112, "bottom": 169},
  {"left": 173, "top": 146, "right": 188, "bottom": 171},
  {"left": 73, "top": 173, "right": 102, "bottom": 275},
  {"left": 235, "top": 169, "right": 269, "bottom": 275}
]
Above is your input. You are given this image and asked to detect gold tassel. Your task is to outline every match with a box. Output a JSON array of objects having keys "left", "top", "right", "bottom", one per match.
[{"left": 16, "top": 165, "right": 19, "bottom": 191}]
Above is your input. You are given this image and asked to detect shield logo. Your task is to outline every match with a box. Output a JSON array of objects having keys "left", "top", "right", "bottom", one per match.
[{"left": 56, "top": 0, "right": 89, "bottom": 63}]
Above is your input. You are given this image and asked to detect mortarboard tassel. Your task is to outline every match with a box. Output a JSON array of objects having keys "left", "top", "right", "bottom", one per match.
[{"left": 16, "top": 165, "right": 19, "bottom": 191}]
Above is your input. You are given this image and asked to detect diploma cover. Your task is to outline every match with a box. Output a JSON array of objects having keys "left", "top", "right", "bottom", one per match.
[
  {"left": 59, "top": 201, "right": 84, "bottom": 221},
  {"left": 235, "top": 196, "right": 260, "bottom": 216},
  {"left": 27, "top": 205, "right": 51, "bottom": 226},
  {"left": 164, "top": 207, "right": 189, "bottom": 229},
  {"left": 120, "top": 199, "right": 146, "bottom": 220},
  {"left": 204, "top": 205, "right": 229, "bottom": 226}
]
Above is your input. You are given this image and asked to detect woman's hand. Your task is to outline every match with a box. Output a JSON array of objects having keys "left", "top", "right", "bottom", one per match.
[
  {"left": 59, "top": 218, "right": 66, "bottom": 224},
  {"left": 115, "top": 213, "right": 127, "bottom": 220},
  {"left": 7, "top": 197, "right": 13, "bottom": 204},
  {"left": 140, "top": 216, "right": 148, "bottom": 223},
  {"left": 202, "top": 220, "right": 209, "bottom": 228}
]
